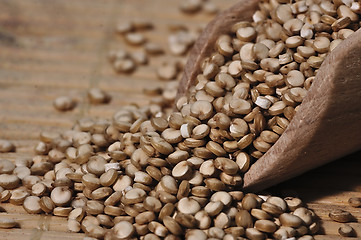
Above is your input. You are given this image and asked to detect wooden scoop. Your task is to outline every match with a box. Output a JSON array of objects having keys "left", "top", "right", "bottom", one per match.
[{"left": 177, "top": 0, "right": 361, "bottom": 191}]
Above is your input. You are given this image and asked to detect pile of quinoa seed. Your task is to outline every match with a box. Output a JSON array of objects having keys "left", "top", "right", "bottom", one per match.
[{"left": 1, "top": 0, "right": 361, "bottom": 239}]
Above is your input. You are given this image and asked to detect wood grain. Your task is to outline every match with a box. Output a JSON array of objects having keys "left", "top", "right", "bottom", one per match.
[{"left": 0, "top": 0, "right": 360, "bottom": 239}]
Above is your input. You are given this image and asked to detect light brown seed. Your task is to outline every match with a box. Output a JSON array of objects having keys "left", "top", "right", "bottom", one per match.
[
  {"left": 190, "top": 101, "right": 213, "bottom": 120},
  {"left": 293, "top": 207, "right": 314, "bottom": 225},
  {"left": 50, "top": 186, "right": 72, "bottom": 206},
  {"left": 0, "top": 174, "right": 20, "bottom": 190},
  {"left": 254, "top": 219, "right": 278, "bottom": 233},
  {"left": 214, "top": 157, "right": 239, "bottom": 175},
  {"left": 229, "top": 118, "right": 248, "bottom": 138},
  {"left": 123, "top": 188, "right": 147, "bottom": 205},
  {"left": 211, "top": 191, "right": 232, "bottom": 207},
  {"left": 163, "top": 216, "right": 183, "bottom": 235},
  {"left": 338, "top": 224, "right": 355, "bottom": 237},
  {"left": 245, "top": 228, "right": 266, "bottom": 240},
  {"left": 69, "top": 207, "right": 85, "bottom": 222},
  {"left": 53, "top": 206, "right": 72, "bottom": 217},
  {"left": 329, "top": 209, "right": 354, "bottom": 223},
  {"left": 23, "top": 196, "right": 41, "bottom": 214},
  {"left": 228, "top": 60, "right": 243, "bottom": 77},
  {"left": 150, "top": 137, "right": 174, "bottom": 155},
  {"left": 0, "top": 160, "right": 15, "bottom": 174},
  {"left": 67, "top": 219, "right": 81, "bottom": 233},
  {"left": 236, "top": 27, "right": 256, "bottom": 42},
  {"left": 88, "top": 88, "right": 111, "bottom": 104},
  {"left": 235, "top": 210, "right": 253, "bottom": 228},
  {"left": 261, "top": 202, "right": 284, "bottom": 216},
  {"left": 185, "top": 229, "right": 207, "bottom": 240},
  {"left": 9, "top": 188, "right": 29, "bottom": 205},
  {"left": 53, "top": 96, "right": 76, "bottom": 111},
  {"left": 125, "top": 32, "right": 146, "bottom": 45},
  {"left": 177, "top": 197, "right": 201, "bottom": 215},
  {"left": 113, "top": 221, "right": 135, "bottom": 239},
  {"left": 172, "top": 161, "right": 192, "bottom": 180},
  {"left": 114, "top": 58, "right": 136, "bottom": 73},
  {"left": 267, "top": 196, "right": 287, "bottom": 212},
  {"left": 348, "top": 197, "right": 361, "bottom": 208},
  {"left": 242, "top": 194, "right": 259, "bottom": 211},
  {"left": 0, "top": 218, "right": 17, "bottom": 229},
  {"left": 251, "top": 209, "right": 272, "bottom": 220},
  {"left": 279, "top": 213, "right": 303, "bottom": 227},
  {"left": 284, "top": 197, "right": 303, "bottom": 211},
  {"left": 157, "top": 62, "right": 179, "bottom": 80},
  {"left": 148, "top": 221, "right": 168, "bottom": 237},
  {"left": 39, "top": 196, "right": 55, "bottom": 213},
  {"left": 160, "top": 175, "right": 178, "bottom": 194},
  {"left": 85, "top": 200, "right": 104, "bottom": 215},
  {"left": 312, "top": 36, "right": 330, "bottom": 53}
]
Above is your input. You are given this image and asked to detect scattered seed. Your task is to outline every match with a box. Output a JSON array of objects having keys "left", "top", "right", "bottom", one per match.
[
  {"left": 348, "top": 197, "right": 361, "bottom": 208},
  {"left": 88, "top": 88, "right": 111, "bottom": 104},
  {"left": 53, "top": 96, "right": 76, "bottom": 111},
  {"left": 338, "top": 224, "right": 355, "bottom": 237},
  {"left": 0, "top": 218, "right": 17, "bottom": 229},
  {"left": 329, "top": 209, "right": 354, "bottom": 223}
]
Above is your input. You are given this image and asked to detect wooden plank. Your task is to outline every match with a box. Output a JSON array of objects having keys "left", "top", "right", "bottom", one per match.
[{"left": 0, "top": 0, "right": 360, "bottom": 239}]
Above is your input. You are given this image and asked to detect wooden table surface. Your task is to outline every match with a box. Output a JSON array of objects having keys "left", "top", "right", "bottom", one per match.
[{"left": 0, "top": 0, "right": 360, "bottom": 239}]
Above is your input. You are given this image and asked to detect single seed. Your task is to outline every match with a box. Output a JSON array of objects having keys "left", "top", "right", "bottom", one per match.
[
  {"left": 114, "top": 58, "right": 136, "bottom": 73},
  {"left": 190, "top": 101, "right": 213, "bottom": 120},
  {"left": 125, "top": 32, "right": 146, "bottom": 45},
  {"left": 172, "top": 161, "right": 192, "bottom": 180},
  {"left": 267, "top": 196, "right": 287, "bottom": 212},
  {"left": 235, "top": 210, "right": 253, "bottom": 228},
  {"left": 236, "top": 27, "right": 256, "bottom": 42},
  {"left": 150, "top": 137, "right": 174, "bottom": 155},
  {"left": 179, "top": 0, "right": 202, "bottom": 13},
  {"left": 50, "top": 186, "right": 72, "bottom": 206},
  {"left": 261, "top": 202, "right": 284, "bottom": 216},
  {"left": 0, "top": 174, "right": 20, "bottom": 189},
  {"left": 39, "top": 196, "right": 55, "bottom": 213},
  {"left": 255, "top": 96, "right": 272, "bottom": 109},
  {"left": 329, "top": 209, "right": 354, "bottom": 223},
  {"left": 214, "top": 157, "right": 239, "bottom": 175},
  {"left": 0, "top": 190, "right": 11, "bottom": 202},
  {"left": 10, "top": 188, "right": 29, "bottom": 205},
  {"left": 255, "top": 219, "right": 278, "bottom": 233},
  {"left": 338, "top": 224, "right": 355, "bottom": 237},
  {"left": 113, "top": 221, "right": 135, "bottom": 239},
  {"left": 0, "top": 218, "right": 17, "bottom": 229},
  {"left": 53, "top": 207, "right": 72, "bottom": 217},
  {"left": 157, "top": 62, "right": 179, "bottom": 80},
  {"left": 69, "top": 207, "right": 85, "bottom": 222},
  {"left": 0, "top": 160, "right": 15, "bottom": 174},
  {"left": 245, "top": 228, "right": 266, "bottom": 240},
  {"left": 68, "top": 219, "right": 81, "bottom": 233},
  {"left": 279, "top": 213, "right": 303, "bottom": 227},
  {"left": 145, "top": 42, "right": 164, "bottom": 55},
  {"left": 53, "top": 96, "right": 76, "bottom": 111},
  {"left": 348, "top": 197, "right": 361, "bottom": 208},
  {"left": 285, "top": 197, "right": 303, "bottom": 211},
  {"left": 123, "top": 188, "right": 147, "bottom": 205},
  {"left": 87, "top": 88, "right": 111, "bottom": 104},
  {"left": 31, "top": 182, "right": 47, "bottom": 196},
  {"left": 177, "top": 197, "right": 201, "bottom": 215},
  {"left": 293, "top": 207, "right": 314, "bottom": 225},
  {"left": 251, "top": 209, "right": 272, "bottom": 220},
  {"left": 242, "top": 194, "right": 259, "bottom": 211}
]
